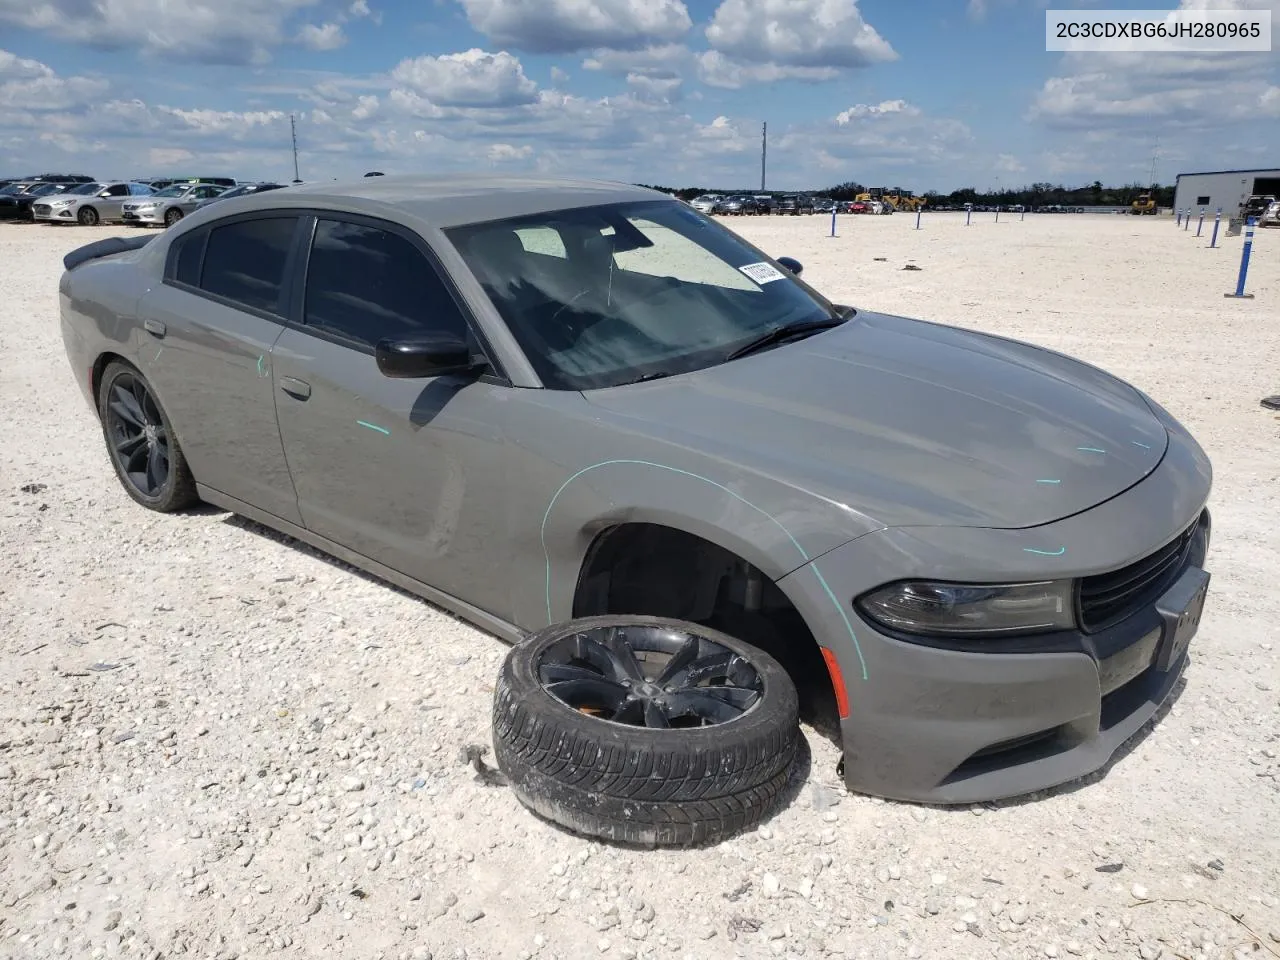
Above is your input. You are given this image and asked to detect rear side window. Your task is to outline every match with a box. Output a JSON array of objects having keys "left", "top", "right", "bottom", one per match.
[
  {"left": 199, "top": 217, "right": 298, "bottom": 314},
  {"left": 172, "top": 230, "right": 207, "bottom": 287}
]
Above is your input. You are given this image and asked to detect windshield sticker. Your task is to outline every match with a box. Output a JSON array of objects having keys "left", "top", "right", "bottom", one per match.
[{"left": 739, "top": 261, "right": 787, "bottom": 285}]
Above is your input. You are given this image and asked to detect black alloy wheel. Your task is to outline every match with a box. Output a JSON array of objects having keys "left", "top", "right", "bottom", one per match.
[
  {"left": 537, "top": 622, "right": 764, "bottom": 729},
  {"left": 492, "top": 615, "right": 800, "bottom": 847},
  {"left": 97, "top": 362, "right": 198, "bottom": 512}
]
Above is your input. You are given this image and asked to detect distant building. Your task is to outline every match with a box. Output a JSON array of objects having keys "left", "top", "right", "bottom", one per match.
[{"left": 1173, "top": 168, "right": 1280, "bottom": 216}]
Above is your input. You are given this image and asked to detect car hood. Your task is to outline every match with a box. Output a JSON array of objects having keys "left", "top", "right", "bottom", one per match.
[{"left": 581, "top": 310, "right": 1169, "bottom": 530}]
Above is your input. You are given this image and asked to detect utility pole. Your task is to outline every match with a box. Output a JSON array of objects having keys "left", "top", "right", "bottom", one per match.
[
  {"left": 760, "top": 122, "right": 767, "bottom": 192},
  {"left": 290, "top": 114, "right": 301, "bottom": 183},
  {"left": 1149, "top": 137, "right": 1159, "bottom": 187}
]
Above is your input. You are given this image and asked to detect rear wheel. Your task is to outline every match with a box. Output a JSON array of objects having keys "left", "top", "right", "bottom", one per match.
[
  {"left": 97, "top": 362, "right": 198, "bottom": 512},
  {"left": 164, "top": 207, "right": 184, "bottom": 227},
  {"left": 78, "top": 206, "right": 99, "bottom": 226},
  {"left": 492, "top": 615, "right": 800, "bottom": 847}
]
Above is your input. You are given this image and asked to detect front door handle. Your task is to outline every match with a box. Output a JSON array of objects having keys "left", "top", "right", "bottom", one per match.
[
  {"left": 280, "top": 376, "right": 311, "bottom": 400},
  {"left": 143, "top": 318, "right": 166, "bottom": 338}
]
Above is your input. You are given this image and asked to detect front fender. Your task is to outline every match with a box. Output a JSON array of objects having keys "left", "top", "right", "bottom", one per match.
[{"left": 531, "top": 456, "right": 880, "bottom": 630}]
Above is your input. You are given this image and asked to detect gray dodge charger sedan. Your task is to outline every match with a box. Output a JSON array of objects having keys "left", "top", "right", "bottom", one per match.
[{"left": 57, "top": 175, "right": 1212, "bottom": 804}]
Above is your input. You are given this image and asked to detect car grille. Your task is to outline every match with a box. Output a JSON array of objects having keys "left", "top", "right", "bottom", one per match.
[
  {"left": 1078, "top": 519, "right": 1198, "bottom": 632},
  {"left": 33, "top": 204, "right": 50, "bottom": 215}
]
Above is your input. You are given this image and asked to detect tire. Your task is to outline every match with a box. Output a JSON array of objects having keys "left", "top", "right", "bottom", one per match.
[
  {"left": 164, "top": 207, "right": 184, "bottom": 227},
  {"left": 492, "top": 615, "right": 800, "bottom": 847},
  {"left": 78, "top": 206, "right": 99, "bottom": 226},
  {"left": 97, "top": 361, "right": 199, "bottom": 512}
]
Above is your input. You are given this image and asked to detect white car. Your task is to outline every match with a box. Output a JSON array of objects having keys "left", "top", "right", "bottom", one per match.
[
  {"left": 32, "top": 181, "right": 155, "bottom": 225},
  {"left": 1261, "top": 200, "right": 1280, "bottom": 228}
]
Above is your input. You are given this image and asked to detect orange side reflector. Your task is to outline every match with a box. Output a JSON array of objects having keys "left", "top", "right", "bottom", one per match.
[{"left": 820, "top": 647, "right": 850, "bottom": 719}]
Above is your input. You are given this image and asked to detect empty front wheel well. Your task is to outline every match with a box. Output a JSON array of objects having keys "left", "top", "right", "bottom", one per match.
[{"left": 572, "top": 522, "right": 841, "bottom": 737}]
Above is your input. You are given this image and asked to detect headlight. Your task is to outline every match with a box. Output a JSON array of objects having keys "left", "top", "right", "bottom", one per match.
[
  {"left": 856, "top": 580, "right": 1075, "bottom": 637},
  {"left": 137, "top": 203, "right": 156, "bottom": 210},
  {"left": 51, "top": 199, "right": 75, "bottom": 206}
]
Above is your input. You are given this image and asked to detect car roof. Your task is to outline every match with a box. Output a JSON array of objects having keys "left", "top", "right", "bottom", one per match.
[{"left": 214, "top": 174, "right": 663, "bottom": 228}]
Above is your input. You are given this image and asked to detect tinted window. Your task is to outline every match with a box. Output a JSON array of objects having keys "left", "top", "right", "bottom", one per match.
[
  {"left": 1196, "top": 195, "right": 1210, "bottom": 205},
  {"left": 200, "top": 217, "right": 297, "bottom": 313},
  {"left": 304, "top": 219, "right": 468, "bottom": 348},
  {"left": 105, "top": 184, "right": 129, "bottom": 197},
  {"left": 173, "top": 230, "right": 207, "bottom": 287}
]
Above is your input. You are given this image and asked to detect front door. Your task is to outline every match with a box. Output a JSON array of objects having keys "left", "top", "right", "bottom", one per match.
[{"left": 271, "top": 215, "right": 514, "bottom": 619}]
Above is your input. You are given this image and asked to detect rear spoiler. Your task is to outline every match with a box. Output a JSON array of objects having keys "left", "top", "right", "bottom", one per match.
[{"left": 62, "top": 233, "right": 156, "bottom": 271}]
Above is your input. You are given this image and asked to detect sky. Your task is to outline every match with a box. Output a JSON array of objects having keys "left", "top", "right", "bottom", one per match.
[{"left": 1, "top": 0, "right": 1277, "bottom": 192}]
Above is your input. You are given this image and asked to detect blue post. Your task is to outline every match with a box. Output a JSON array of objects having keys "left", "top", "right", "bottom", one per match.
[
  {"left": 966, "top": 206, "right": 972, "bottom": 226},
  {"left": 995, "top": 205, "right": 1000, "bottom": 223},
  {"left": 1020, "top": 206, "right": 1025, "bottom": 221},
  {"left": 915, "top": 207, "right": 921, "bottom": 230},
  {"left": 830, "top": 207, "right": 837, "bottom": 237},
  {"left": 1225, "top": 217, "right": 1257, "bottom": 299},
  {"left": 1209, "top": 207, "right": 1221, "bottom": 248},
  {"left": 1196, "top": 207, "right": 1205, "bottom": 236},
  {"left": 1176, "top": 209, "right": 1183, "bottom": 227},
  {"left": 1184, "top": 209, "right": 1190, "bottom": 230}
]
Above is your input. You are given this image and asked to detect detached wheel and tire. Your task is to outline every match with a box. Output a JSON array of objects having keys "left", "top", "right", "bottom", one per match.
[
  {"left": 98, "top": 361, "right": 199, "bottom": 512},
  {"left": 492, "top": 615, "right": 800, "bottom": 847}
]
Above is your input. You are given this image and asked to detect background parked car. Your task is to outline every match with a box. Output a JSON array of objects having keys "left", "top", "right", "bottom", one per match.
[
  {"left": 0, "top": 182, "right": 70, "bottom": 221},
  {"left": 122, "top": 183, "right": 228, "bottom": 227},
  {"left": 1261, "top": 200, "right": 1280, "bottom": 227},
  {"left": 133, "top": 176, "right": 237, "bottom": 191},
  {"left": 33, "top": 181, "right": 154, "bottom": 225},
  {"left": 689, "top": 194, "right": 723, "bottom": 214},
  {"left": 194, "top": 181, "right": 288, "bottom": 209},
  {"left": 775, "top": 194, "right": 816, "bottom": 215}
]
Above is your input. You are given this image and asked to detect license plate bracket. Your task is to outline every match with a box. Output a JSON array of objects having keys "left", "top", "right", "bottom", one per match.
[{"left": 1153, "top": 567, "right": 1210, "bottom": 672}]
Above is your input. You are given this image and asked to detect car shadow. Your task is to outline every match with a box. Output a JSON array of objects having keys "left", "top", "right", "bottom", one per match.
[
  {"left": 408, "top": 377, "right": 471, "bottom": 428},
  {"left": 883, "top": 670, "right": 1191, "bottom": 815},
  {"left": 219, "top": 511, "right": 443, "bottom": 612}
]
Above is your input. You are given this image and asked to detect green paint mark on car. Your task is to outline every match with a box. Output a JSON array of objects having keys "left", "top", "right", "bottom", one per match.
[
  {"left": 540, "top": 458, "right": 869, "bottom": 681},
  {"left": 357, "top": 420, "right": 390, "bottom": 435},
  {"left": 1023, "top": 546, "right": 1067, "bottom": 556}
]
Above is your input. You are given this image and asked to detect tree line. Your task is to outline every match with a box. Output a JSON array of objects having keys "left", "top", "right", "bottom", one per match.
[{"left": 635, "top": 181, "right": 1176, "bottom": 207}]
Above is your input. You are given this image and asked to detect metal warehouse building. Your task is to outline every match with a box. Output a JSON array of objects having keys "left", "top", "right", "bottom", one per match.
[{"left": 1174, "top": 167, "right": 1280, "bottom": 216}]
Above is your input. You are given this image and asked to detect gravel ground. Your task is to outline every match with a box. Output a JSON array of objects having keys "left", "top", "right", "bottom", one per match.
[{"left": 2, "top": 213, "right": 1278, "bottom": 960}]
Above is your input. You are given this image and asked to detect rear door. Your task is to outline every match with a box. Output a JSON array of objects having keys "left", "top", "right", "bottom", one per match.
[
  {"left": 270, "top": 213, "right": 515, "bottom": 617},
  {"left": 136, "top": 212, "right": 305, "bottom": 525}
]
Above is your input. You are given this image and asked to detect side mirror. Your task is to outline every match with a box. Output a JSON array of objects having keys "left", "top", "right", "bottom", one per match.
[
  {"left": 776, "top": 256, "right": 803, "bottom": 276},
  {"left": 375, "top": 334, "right": 480, "bottom": 379}
]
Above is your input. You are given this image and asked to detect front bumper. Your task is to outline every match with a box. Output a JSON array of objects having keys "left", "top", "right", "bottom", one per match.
[
  {"left": 778, "top": 418, "right": 1213, "bottom": 804},
  {"left": 121, "top": 208, "right": 164, "bottom": 224},
  {"left": 33, "top": 204, "right": 78, "bottom": 221}
]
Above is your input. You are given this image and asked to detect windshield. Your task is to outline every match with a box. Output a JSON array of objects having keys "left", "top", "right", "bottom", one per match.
[
  {"left": 67, "top": 182, "right": 104, "bottom": 196},
  {"left": 152, "top": 185, "right": 187, "bottom": 198},
  {"left": 445, "top": 199, "right": 840, "bottom": 390}
]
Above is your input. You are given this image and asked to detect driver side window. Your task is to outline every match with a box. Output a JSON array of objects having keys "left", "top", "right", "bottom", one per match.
[
  {"left": 303, "top": 219, "right": 470, "bottom": 350},
  {"left": 106, "top": 184, "right": 129, "bottom": 197}
]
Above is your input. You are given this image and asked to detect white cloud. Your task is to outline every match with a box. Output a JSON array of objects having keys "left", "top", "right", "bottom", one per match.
[
  {"left": 459, "top": 0, "right": 692, "bottom": 54},
  {"left": 835, "top": 99, "right": 920, "bottom": 124},
  {"left": 705, "top": 0, "right": 897, "bottom": 69},
  {"left": 550, "top": 65, "right": 570, "bottom": 83},
  {"left": 391, "top": 49, "right": 538, "bottom": 107},
  {"left": 0, "top": 0, "right": 322, "bottom": 64},
  {"left": 351, "top": 94, "right": 379, "bottom": 120},
  {"left": 626, "top": 73, "right": 682, "bottom": 102},
  {"left": 297, "top": 22, "right": 346, "bottom": 51},
  {"left": 995, "top": 153, "right": 1025, "bottom": 173},
  {"left": 487, "top": 142, "right": 533, "bottom": 161},
  {"left": 0, "top": 49, "right": 108, "bottom": 110},
  {"left": 696, "top": 50, "right": 837, "bottom": 89}
]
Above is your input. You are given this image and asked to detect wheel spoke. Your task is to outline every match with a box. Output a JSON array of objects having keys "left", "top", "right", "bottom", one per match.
[
  {"left": 131, "top": 378, "right": 151, "bottom": 423},
  {"left": 610, "top": 698, "right": 645, "bottom": 725},
  {"left": 114, "top": 432, "right": 147, "bottom": 458},
  {"left": 539, "top": 662, "right": 607, "bottom": 685},
  {"left": 642, "top": 700, "right": 671, "bottom": 729},
  {"left": 123, "top": 439, "right": 149, "bottom": 473},
  {"left": 655, "top": 635, "right": 701, "bottom": 685},
  {"left": 602, "top": 626, "right": 646, "bottom": 681},
  {"left": 667, "top": 688, "right": 755, "bottom": 723},
  {"left": 572, "top": 628, "right": 644, "bottom": 683},
  {"left": 141, "top": 390, "right": 162, "bottom": 426},
  {"left": 145, "top": 443, "right": 164, "bottom": 493},
  {"left": 544, "top": 677, "right": 629, "bottom": 713},
  {"left": 664, "top": 652, "right": 731, "bottom": 688},
  {"left": 110, "top": 385, "right": 145, "bottom": 427}
]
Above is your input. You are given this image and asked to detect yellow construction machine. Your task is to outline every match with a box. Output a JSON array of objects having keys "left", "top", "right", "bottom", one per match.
[{"left": 1130, "top": 192, "right": 1158, "bottom": 215}]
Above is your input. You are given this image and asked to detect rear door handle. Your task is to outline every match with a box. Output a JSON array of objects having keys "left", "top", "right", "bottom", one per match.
[
  {"left": 280, "top": 376, "right": 311, "bottom": 400},
  {"left": 143, "top": 318, "right": 166, "bottom": 338}
]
